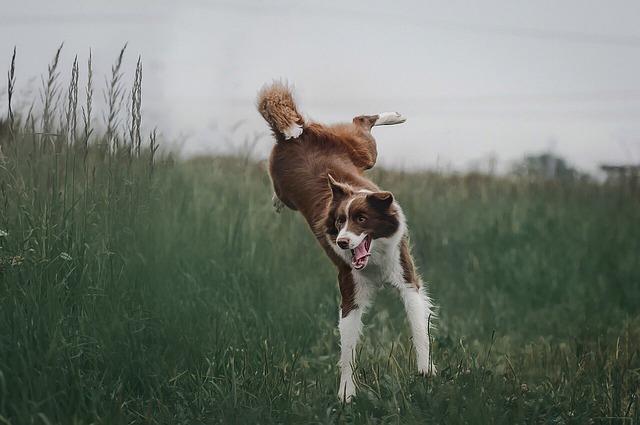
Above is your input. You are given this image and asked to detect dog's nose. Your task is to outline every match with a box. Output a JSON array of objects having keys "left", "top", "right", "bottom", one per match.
[{"left": 336, "top": 238, "right": 349, "bottom": 249}]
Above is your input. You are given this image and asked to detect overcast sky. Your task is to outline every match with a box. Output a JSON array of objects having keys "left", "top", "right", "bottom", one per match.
[{"left": 1, "top": 0, "right": 640, "bottom": 174}]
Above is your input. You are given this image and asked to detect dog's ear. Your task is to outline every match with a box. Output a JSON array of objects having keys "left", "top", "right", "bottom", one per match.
[
  {"left": 367, "top": 191, "right": 394, "bottom": 210},
  {"left": 327, "top": 174, "right": 350, "bottom": 201}
]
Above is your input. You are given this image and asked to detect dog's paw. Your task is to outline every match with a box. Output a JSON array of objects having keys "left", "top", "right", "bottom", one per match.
[
  {"left": 374, "top": 111, "right": 406, "bottom": 126},
  {"left": 418, "top": 363, "right": 437, "bottom": 377},
  {"left": 272, "top": 193, "right": 285, "bottom": 213},
  {"left": 337, "top": 380, "right": 356, "bottom": 403}
]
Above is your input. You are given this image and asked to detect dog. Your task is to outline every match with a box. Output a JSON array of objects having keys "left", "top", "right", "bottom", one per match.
[{"left": 257, "top": 82, "right": 436, "bottom": 402}]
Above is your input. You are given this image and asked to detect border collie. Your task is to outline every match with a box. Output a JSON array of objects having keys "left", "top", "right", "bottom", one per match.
[{"left": 257, "top": 82, "right": 436, "bottom": 402}]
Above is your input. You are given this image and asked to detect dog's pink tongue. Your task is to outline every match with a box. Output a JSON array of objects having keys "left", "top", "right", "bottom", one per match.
[{"left": 353, "top": 240, "right": 369, "bottom": 261}]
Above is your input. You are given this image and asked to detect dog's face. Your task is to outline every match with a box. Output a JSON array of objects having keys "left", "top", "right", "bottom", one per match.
[{"left": 325, "top": 175, "right": 400, "bottom": 270}]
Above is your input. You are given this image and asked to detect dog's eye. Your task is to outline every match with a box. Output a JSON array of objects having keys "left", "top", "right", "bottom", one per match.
[
  {"left": 336, "top": 216, "right": 345, "bottom": 228},
  {"left": 356, "top": 215, "right": 367, "bottom": 223}
]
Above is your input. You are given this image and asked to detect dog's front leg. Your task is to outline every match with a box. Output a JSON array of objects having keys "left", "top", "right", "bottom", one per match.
[
  {"left": 337, "top": 307, "right": 363, "bottom": 402},
  {"left": 397, "top": 283, "right": 437, "bottom": 376},
  {"left": 271, "top": 192, "right": 285, "bottom": 213},
  {"left": 337, "top": 269, "right": 373, "bottom": 402}
]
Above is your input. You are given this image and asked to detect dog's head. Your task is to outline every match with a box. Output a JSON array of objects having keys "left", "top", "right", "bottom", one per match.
[{"left": 325, "top": 175, "right": 401, "bottom": 270}]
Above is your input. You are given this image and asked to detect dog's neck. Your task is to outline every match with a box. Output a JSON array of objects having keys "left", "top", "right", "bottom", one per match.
[{"left": 361, "top": 205, "right": 407, "bottom": 273}]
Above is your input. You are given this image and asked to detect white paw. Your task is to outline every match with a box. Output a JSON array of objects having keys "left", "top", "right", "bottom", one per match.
[
  {"left": 272, "top": 193, "right": 285, "bottom": 213},
  {"left": 418, "top": 363, "right": 437, "bottom": 377},
  {"left": 337, "top": 379, "right": 356, "bottom": 403},
  {"left": 374, "top": 111, "right": 406, "bottom": 126},
  {"left": 283, "top": 123, "right": 303, "bottom": 140}
]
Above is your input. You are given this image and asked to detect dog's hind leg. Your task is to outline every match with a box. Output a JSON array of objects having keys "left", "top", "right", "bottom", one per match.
[
  {"left": 349, "top": 112, "right": 407, "bottom": 170},
  {"left": 353, "top": 112, "right": 406, "bottom": 131}
]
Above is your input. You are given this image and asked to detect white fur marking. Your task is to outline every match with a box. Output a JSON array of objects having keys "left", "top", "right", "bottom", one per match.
[
  {"left": 398, "top": 284, "right": 436, "bottom": 375},
  {"left": 327, "top": 234, "right": 351, "bottom": 264},
  {"left": 344, "top": 196, "right": 356, "bottom": 214},
  {"left": 336, "top": 195, "right": 368, "bottom": 249},
  {"left": 283, "top": 123, "right": 303, "bottom": 139},
  {"left": 337, "top": 280, "right": 375, "bottom": 402},
  {"left": 337, "top": 229, "right": 366, "bottom": 250},
  {"left": 337, "top": 309, "right": 361, "bottom": 402},
  {"left": 374, "top": 112, "right": 406, "bottom": 126}
]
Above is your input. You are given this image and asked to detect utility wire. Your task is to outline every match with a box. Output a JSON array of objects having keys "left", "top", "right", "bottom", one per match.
[
  {"left": 2, "top": 5, "right": 640, "bottom": 48},
  {"left": 225, "top": 90, "right": 640, "bottom": 107},
  {"left": 208, "top": 1, "right": 640, "bottom": 48}
]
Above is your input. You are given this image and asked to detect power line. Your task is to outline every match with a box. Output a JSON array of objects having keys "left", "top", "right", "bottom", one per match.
[
  {"left": 402, "top": 18, "right": 640, "bottom": 48},
  {"left": 4, "top": 5, "right": 640, "bottom": 48},
  {"left": 208, "top": 1, "right": 640, "bottom": 48},
  {"left": 225, "top": 90, "right": 640, "bottom": 107},
  {"left": 0, "top": 13, "right": 167, "bottom": 26}
]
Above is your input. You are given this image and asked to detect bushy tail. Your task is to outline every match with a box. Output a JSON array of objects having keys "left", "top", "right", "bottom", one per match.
[{"left": 256, "top": 81, "right": 304, "bottom": 140}]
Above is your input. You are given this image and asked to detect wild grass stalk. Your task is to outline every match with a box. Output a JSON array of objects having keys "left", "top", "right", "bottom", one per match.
[
  {"left": 6, "top": 46, "right": 16, "bottom": 143},
  {"left": 130, "top": 56, "right": 142, "bottom": 157},
  {"left": 103, "top": 44, "right": 127, "bottom": 156},
  {"left": 40, "top": 43, "right": 63, "bottom": 146},
  {"left": 61, "top": 55, "right": 79, "bottom": 245},
  {"left": 81, "top": 50, "right": 93, "bottom": 159},
  {"left": 64, "top": 55, "right": 79, "bottom": 146},
  {"left": 149, "top": 127, "right": 158, "bottom": 174}
]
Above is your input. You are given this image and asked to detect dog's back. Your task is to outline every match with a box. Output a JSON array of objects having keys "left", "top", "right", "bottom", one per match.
[{"left": 257, "top": 82, "right": 380, "bottom": 228}]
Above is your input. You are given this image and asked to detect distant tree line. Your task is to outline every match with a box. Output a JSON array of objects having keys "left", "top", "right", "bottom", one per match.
[{"left": 510, "top": 152, "right": 591, "bottom": 182}]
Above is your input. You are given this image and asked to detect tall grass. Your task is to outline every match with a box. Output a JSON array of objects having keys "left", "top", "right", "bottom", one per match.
[{"left": 1, "top": 48, "right": 639, "bottom": 424}]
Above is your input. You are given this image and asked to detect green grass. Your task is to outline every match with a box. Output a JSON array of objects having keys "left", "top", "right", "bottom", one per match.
[{"left": 1, "top": 49, "right": 639, "bottom": 424}]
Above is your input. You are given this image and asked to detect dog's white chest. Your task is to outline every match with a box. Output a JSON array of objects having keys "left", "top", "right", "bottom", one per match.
[{"left": 353, "top": 245, "right": 404, "bottom": 287}]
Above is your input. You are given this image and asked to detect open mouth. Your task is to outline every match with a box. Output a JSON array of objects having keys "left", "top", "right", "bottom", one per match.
[{"left": 351, "top": 235, "right": 372, "bottom": 270}]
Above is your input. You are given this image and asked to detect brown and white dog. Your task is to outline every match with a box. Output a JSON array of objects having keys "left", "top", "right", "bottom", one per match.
[{"left": 257, "top": 82, "right": 436, "bottom": 402}]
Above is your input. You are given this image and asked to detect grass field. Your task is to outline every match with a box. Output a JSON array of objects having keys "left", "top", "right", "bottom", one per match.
[{"left": 1, "top": 50, "right": 639, "bottom": 424}]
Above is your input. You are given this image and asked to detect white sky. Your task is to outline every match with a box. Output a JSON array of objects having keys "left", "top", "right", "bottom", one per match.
[{"left": 1, "top": 0, "right": 640, "bottom": 174}]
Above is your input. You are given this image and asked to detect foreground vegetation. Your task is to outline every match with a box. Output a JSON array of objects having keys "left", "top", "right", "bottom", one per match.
[{"left": 1, "top": 48, "right": 639, "bottom": 424}]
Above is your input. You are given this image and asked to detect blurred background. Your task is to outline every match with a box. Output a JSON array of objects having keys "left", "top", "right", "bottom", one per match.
[
  {"left": 2, "top": 2, "right": 640, "bottom": 423},
  {"left": 2, "top": 0, "right": 640, "bottom": 176}
]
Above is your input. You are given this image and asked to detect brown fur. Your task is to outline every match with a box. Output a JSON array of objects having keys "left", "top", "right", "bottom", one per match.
[
  {"left": 338, "top": 266, "right": 357, "bottom": 317},
  {"left": 258, "top": 84, "right": 419, "bottom": 316},
  {"left": 269, "top": 121, "right": 382, "bottom": 316},
  {"left": 268, "top": 122, "right": 380, "bottom": 234},
  {"left": 257, "top": 82, "right": 303, "bottom": 139},
  {"left": 400, "top": 237, "right": 420, "bottom": 290},
  {"left": 332, "top": 194, "right": 400, "bottom": 241}
]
